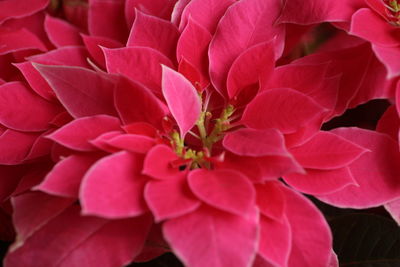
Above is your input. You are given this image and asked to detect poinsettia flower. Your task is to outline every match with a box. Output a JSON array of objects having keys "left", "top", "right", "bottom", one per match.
[{"left": 3, "top": 0, "right": 400, "bottom": 267}]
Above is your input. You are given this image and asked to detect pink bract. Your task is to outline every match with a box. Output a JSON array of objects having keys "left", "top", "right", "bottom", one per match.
[{"left": 1, "top": 0, "right": 400, "bottom": 266}]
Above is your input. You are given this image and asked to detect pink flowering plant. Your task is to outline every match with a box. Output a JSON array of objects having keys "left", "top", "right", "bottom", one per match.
[{"left": 1, "top": 0, "right": 400, "bottom": 266}]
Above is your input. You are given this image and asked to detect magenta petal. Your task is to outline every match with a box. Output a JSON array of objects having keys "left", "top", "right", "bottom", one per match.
[
  {"left": 266, "top": 62, "right": 338, "bottom": 112},
  {"left": 81, "top": 151, "right": 148, "bottom": 218},
  {"left": 0, "top": 130, "right": 40, "bottom": 165},
  {"left": 385, "top": 199, "right": 400, "bottom": 225},
  {"left": 188, "top": 169, "right": 255, "bottom": 216},
  {"left": 0, "top": 0, "right": 48, "bottom": 24},
  {"left": 89, "top": 131, "right": 123, "bottom": 153},
  {"left": 142, "top": 145, "right": 180, "bottom": 180},
  {"left": 179, "top": 0, "right": 235, "bottom": 33},
  {"left": 16, "top": 46, "right": 91, "bottom": 101},
  {"left": 104, "top": 47, "right": 173, "bottom": 95},
  {"left": 44, "top": 15, "right": 82, "bottom": 47},
  {"left": 163, "top": 206, "right": 259, "bottom": 267},
  {"left": 317, "top": 128, "right": 400, "bottom": 208},
  {"left": 6, "top": 205, "right": 152, "bottom": 267},
  {"left": 125, "top": 0, "right": 176, "bottom": 27},
  {"left": 227, "top": 41, "right": 275, "bottom": 99},
  {"left": 376, "top": 105, "right": 399, "bottom": 141},
  {"left": 0, "top": 82, "right": 62, "bottom": 132},
  {"left": 88, "top": 0, "right": 127, "bottom": 42},
  {"left": 373, "top": 45, "right": 400, "bottom": 78},
  {"left": 209, "top": 0, "right": 284, "bottom": 94},
  {"left": 10, "top": 192, "right": 74, "bottom": 251},
  {"left": 145, "top": 175, "right": 201, "bottom": 222},
  {"left": 176, "top": 17, "right": 212, "bottom": 80},
  {"left": 161, "top": 65, "right": 201, "bottom": 137},
  {"left": 107, "top": 134, "right": 155, "bottom": 154},
  {"left": 281, "top": 186, "right": 332, "bottom": 267},
  {"left": 15, "top": 62, "right": 55, "bottom": 101},
  {"left": 260, "top": 155, "right": 306, "bottom": 180},
  {"left": 242, "top": 88, "right": 325, "bottom": 133},
  {"left": 223, "top": 128, "right": 288, "bottom": 157},
  {"left": 277, "top": 0, "right": 363, "bottom": 24},
  {"left": 34, "top": 64, "right": 118, "bottom": 118},
  {"left": 127, "top": 10, "right": 179, "bottom": 61},
  {"left": 35, "top": 154, "right": 99, "bottom": 198},
  {"left": 258, "top": 215, "right": 291, "bottom": 267},
  {"left": 256, "top": 182, "right": 286, "bottom": 221},
  {"left": 28, "top": 46, "right": 90, "bottom": 67},
  {"left": 47, "top": 115, "right": 121, "bottom": 152},
  {"left": 0, "top": 27, "right": 46, "bottom": 55},
  {"left": 81, "top": 34, "right": 122, "bottom": 68},
  {"left": 289, "top": 131, "right": 368, "bottom": 169},
  {"left": 24, "top": 130, "right": 53, "bottom": 161},
  {"left": 284, "top": 167, "right": 358, "bottom": 195},
  {"left": 114, "top": 76, "right": 167, "bottom": 128},
  {"left": 350, "top": 8, "right": 400, "bottom": 47}
]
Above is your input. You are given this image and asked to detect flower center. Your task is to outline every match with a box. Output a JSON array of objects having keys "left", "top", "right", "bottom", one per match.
[
  {"left": 170, "top": 103, "right": 236, "bottom": 170},
  {"left": 384, "top": 0, "right": 400, "bottom": 25}
]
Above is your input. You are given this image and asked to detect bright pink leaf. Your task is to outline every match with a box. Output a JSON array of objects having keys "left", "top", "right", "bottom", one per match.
[
  {"left": 218, "top": 152, "right": 304, "bottom": 183},
  {"left": 145, "top": 174, "right": 201, "bottom": 222},
  {"left": 24, "top": 130, "right": 53, "bottom": 161},
  {"left": 125, "top": 0, "right": 177, "bottom": 27},
  {"left": 81, "top": 34, "right": 122, "bottom": 68},
  {"left": 258, "top": 215, "right": 291, "bottom": 267},
  {"left": 255, "top": 182, "right": 286, "bottom": 221},
  {"left": 88, "top": 0, "right": 128, "bottom": 43},
  {"left": 0, "top": 165, "right": 25, "bottom": 202},
  {"left": 34, "top": 64, "right": 118, "bottom": 118},
  {"left": 161, "top": 65, "right": 201, "bottom": 137},
  {"left": 176, "top": 17, "right": 212, "bottom": 82},
  {"left": 242, "top": 88, "right": 326, "bottom": 133},
  {"left": 0, "top": 130, "right": 40, "bottom": 165},
  {"left": 114, "top": 76, "right": 167, "bottom": 128},
  {"left": 142, "top": 145, "right": 181, "bottom": 180},
  {"left": 106, "top": 134, "right": 155, "bottom": 154},
  {"left": 350, "top": 8, "right": 400, "bottom": 47},
  {"left": 44, "top": 15, "right": 82, "bottom": 47},
  {"left": 317, "top": 128, "right": 400, "bottom": 208},
  {"left": 188, "top": 169, "right": 255, "bottom": 216},
  {"left": 10, "top": 192, "right": 74, "bottom": 251},
  {"left": 209, "top": 0, "right": 284, "bottom": 94},
  {"left": 127, "top": 10, "right": 179, "bottom": 61},
  {"left": 223, "top": 128, "right": 288, "bottom": 157},
  {"left": 0, "top": 82, "right": 62, "bottom": 132},
  {"left": 293, "top": 43, "right": 385, "bottom": 116},
  {"left": 281, "top": 186, "right": 332, "bottom": 267},
  {"left": 163, "top": 206, "right": 259, "bottom": 267},
  {"left": 104, "top": 47, "right": 173, "bottom": 96},
  {"left": 385, "top": 199, "right": 400, "bottom": 225},
  {"left": 277, "top": 0, "right": 364, "bottom": 24},
  {"left": 0, "top": 0, "right": 49, "bottom": 24},
  {"left": 284, "top": 167, "right": 358, "bottom": 195},
  {"left": 373, "top": 44, "right": 400, "bottom": 78},
  {"left": 227, "top": 41, "right": 275, "bottom": 99},
  {"left": 47, "top": 115, "right": 121, "bottom": 151},
  {"left": 6, "top": 204, "right": 152, "bottom": 267},
  {"left": 171, "top": 0, "right": 191, "bottom": 26},
  {"left": 179, "top": 0, "right": 235, "bottom": 33},
  {"left": 266, "top": 62, "right": 338, "bottom": 111},
  {"left": 89, "top": 131, "right": 123, "bottom": 153},
  {"left": 0, "top": 28, "right": 47, "bottom": 55},
  {"left": 15, "top": 47, "right": 91, "bottom": 101},
  {"left": 81, "top": 151, "right": 148, "bottom": 218},
  {"left": 35, "top": 154, "right": 99, "bottom": 198},
  {"left": 376, "top": 105, "right": 399, "bottom": 141},
  {"left": 289, "top": 131, "right": 368, "bottom": 169}
]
